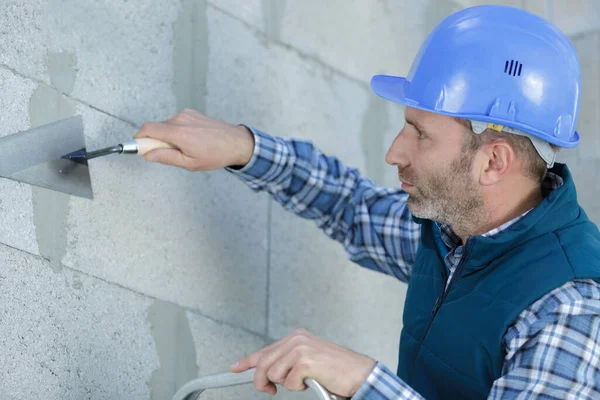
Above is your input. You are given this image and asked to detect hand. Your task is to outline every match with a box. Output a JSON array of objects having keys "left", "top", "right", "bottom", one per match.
[
  {"left": 134, "top": 108, "right": 255, "bottom": 171},
  {"left": 230, "top": 329, "right": 376, "bottom": 397}
]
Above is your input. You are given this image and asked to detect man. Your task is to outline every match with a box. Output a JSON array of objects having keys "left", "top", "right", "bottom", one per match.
[{"left": 137, "top": 5, "right": 600, "bottom": 400}]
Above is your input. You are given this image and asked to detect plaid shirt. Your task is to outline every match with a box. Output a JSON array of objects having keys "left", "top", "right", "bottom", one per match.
[{"left": 229, "top": 127, "right": 600, "bottom": 399}]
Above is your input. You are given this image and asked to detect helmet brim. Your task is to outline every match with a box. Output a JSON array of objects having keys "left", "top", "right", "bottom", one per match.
[
  {"left": 371, "top": 75, "right": 415, "bottom": 107},
  {"left": 370, "top": 75, "right": 579, "bottom": 148}
]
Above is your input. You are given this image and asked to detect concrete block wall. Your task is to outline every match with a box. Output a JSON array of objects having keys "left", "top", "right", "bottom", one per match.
[{"left": 0, "top": 1, "right": 598, "bottom": 399}]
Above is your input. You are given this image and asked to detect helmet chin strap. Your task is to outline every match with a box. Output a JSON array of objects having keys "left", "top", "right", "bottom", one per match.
[{"left": 469, "top": 121, "right": 557, "bottom": 168}]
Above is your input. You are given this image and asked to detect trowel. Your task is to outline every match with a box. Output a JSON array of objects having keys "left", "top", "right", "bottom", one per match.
[{"left": 0, "top": 116, "right": 172, "bottom": 199}]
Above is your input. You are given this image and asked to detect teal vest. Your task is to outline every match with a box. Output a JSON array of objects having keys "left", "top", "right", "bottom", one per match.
[{"left": 397, "top": 164, "right": 600, "bottom": 399}]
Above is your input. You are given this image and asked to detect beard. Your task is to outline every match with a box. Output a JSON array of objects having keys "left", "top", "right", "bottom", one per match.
[{"left": 399, "top": 151, "right": 484, "bottom": 226}]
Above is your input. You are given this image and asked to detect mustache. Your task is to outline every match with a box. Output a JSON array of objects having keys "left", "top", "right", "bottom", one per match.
[{"left": 397, "top": 167, "right": 417, "bottom": 185}]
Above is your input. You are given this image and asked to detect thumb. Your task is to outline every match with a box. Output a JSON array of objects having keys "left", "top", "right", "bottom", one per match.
[{"left": 144, "top": 148, "right": 192, "bottom": 169}]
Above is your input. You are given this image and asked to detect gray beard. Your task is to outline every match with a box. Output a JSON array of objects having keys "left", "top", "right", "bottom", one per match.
[{"left": 403, "top": 153, "right": 485, "bottom": 229}]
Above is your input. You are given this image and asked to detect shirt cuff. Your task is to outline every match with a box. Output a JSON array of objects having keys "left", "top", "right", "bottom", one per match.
[
  {"left": 352, "top": 362, "right": 424, "bottom": 400},
  {"left": 225, "top": 126, "right": 291, "bottom": 189}
]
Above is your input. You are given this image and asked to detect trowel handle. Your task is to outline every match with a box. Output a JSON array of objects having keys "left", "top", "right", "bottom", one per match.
[{"left": 120, "top": 138, "right": 175, "bottom": 156}]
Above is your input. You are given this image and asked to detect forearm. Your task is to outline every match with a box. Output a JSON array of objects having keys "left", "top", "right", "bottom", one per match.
[{"left": 227, "top": 127, "right": 419, "bottom": 281}]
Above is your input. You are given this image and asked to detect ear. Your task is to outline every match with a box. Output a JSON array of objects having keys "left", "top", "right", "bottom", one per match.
[{"left": 478, "top": 140, "right": 514, "bottom": 186}]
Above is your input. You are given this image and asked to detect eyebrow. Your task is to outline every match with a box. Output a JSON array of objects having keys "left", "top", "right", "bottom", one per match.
[{"left": 405, "top": 118, "right": 427, "bottom": 133}]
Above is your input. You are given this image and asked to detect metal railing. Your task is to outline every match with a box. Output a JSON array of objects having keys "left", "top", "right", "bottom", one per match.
[{"left": 172, "top": 368, "right": 348, "bottom": 400}]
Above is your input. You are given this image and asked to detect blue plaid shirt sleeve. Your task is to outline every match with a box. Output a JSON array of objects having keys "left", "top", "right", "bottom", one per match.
[
  {"left": 490, "top": 279, "right": 600, "bottom": 399},
  {"left": 352, "top": 362, "right": 424, "bottom": 400},
  {"left": 227, "top": 126, "right": 420, "bottom": 281}
]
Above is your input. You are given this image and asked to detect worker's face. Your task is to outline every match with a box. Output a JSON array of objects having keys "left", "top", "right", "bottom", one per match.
[{"left": 385, "top": 107, "right": 484, "bottom": 225}]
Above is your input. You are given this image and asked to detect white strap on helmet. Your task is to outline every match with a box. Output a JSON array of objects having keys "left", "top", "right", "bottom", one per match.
[{"left": 469, "top": 121, "right": 556, "bottom": 168}]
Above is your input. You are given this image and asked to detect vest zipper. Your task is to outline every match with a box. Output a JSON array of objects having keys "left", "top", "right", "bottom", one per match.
[{"left": 416, "top": 238, "right": 475, "bottom": 357}]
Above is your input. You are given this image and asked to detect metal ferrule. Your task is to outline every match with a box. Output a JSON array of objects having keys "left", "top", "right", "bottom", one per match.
[
  {"left": 84, "top": 145, "right": 123, "bottom": 160},
  {"left": 120, "top": 139, "right": 139, "bottom": 154}
]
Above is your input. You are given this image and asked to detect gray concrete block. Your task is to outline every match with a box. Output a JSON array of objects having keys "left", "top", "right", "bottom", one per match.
[
  {"left": 44, "top": 0, "right": 180, "bottom": 124},
  {"left": 172, "top": 0, "right": 210, "bottom": 114},
  {"left": 207, "top": 0, "right": 431, "bottom": 82},
  {"left": 0, "top": 68, "right": 37, "bottom": 140},
  {"left": 62, "top": 105, "right": 269, "bottom": 334},
  {"left": 27, "top": 52, "right": 79, "bottom": 273},
  {"left": 205, "top": 7, "right": 374, "bottom": 176},
  {"left": 207, "top": 0, "right": 263, "bottom": 30},
  {"left": 469, "top": 1, "right": 600, "bottom": 38},
  {"left": 460, "top": 0, "right": 523, "bottom": 9},
  {"left": 148, "top": 300, "right": 200, "bottom": 400},
  {"left": 186, "top": 312, "right": 270, "bottom": 399},
  {"left": 0, "top": 1, "right": 49, "bottom": 82},
  {"left": 555, "top": 149, "right": 581, "bottom": 166},
  {"left": 269, "top": 206, "right": 406, "bottom": 371},
  {"left": 207, "top": 0, "right": 553, "bottom": 84},
  {"left": 0, "top": 179, "right": 38, "bottom": 255},
  {"left": 459, "top": 0, "right": 566, "bottom": 20},
  {"left": 568, "top": 157, "right": 600, "bottom": 225},
  {"left": 2, "top": 0, "right": 179, "bottom": 123},
  {"left": 207, "top": 8, "right": 404, "bottom": 370},
  {"left": 588, "top": 207, "right": 600, "bottom": 227},
  {"left": 0, "top": 243, "right": 159, "bottom": 400},
  {"left": 551, "top": 0, "right": 600, "bottom": 36},
  {"left": 572, "top": 32, "right": 600, "bottom": 161},
  {"left": 381, "top": 103, "right": 409, "bottom": 188},
  {"left": 520, "top": 0, "right": 550, "bottom": 19},
  {"left": 0, "top": 68, "right": 40, "bottom": 255}
]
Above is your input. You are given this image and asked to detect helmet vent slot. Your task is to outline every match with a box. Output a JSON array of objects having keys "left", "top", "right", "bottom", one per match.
[{"left": 504, "top": 60, "right": 523, "bottom": 76}]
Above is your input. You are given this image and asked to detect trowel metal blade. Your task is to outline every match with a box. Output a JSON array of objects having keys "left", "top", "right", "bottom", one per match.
[{"left": 0, "top": 116, "right": 93, "bottom": 199}]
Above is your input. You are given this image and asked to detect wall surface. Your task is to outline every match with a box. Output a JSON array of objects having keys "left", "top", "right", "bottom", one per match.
[{"left": 0, "top": 1, "right": 598, "bottom": 399}]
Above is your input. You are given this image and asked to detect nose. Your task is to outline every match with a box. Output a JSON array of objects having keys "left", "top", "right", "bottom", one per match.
[{"left": 385, "top": 127, "right": 410, "bottom": 168}]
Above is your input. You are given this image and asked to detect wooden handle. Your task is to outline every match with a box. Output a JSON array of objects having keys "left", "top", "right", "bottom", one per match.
[{"left": 135, "top": 138, "right": 175, "bottom": 156}]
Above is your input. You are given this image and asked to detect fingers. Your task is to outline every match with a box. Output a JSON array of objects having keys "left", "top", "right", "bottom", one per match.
[
  {"left": 230, "top": 353, "right": 259, "bottom": 373},
  {"left": 230, "top": 337, "right": 286, "bottom": 373},
  {"left": 160, "top": 109, "right": 205, "bottom": 125},
  {"left": 261, "top": 382, "right": 277, "bottom": 396},
  {"left": 253, "top": 336, "right": 306, "bottom": 393},
  {"left": 267, "top": 348, "right": 305, "bottom": 390},
  {"left": 134, "top": 122, "right": 185, "bottom": 145},
  {"left": 144, "top": 148, "right": 193, "bottom": 169},
  {"left": 283, "top": 363, "right": 310, "bottom": 392},
  {"left": 174, "top": 108, "right": 205, "bottom": 123},
  {"left": 230, "top": 351, "right": 279, "bottom": 395},
  {"left": 231, "top": 334, "right": 304, "bottom": 395}
]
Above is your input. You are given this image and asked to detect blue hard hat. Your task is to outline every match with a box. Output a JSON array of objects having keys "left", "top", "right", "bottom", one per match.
[{"left": 371, "top": 5, "right": 581, "bottom": 148}]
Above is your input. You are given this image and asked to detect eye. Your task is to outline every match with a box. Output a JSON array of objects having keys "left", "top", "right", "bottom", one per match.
[{"left": 417, "top": 129, "right": 426, "bottom": 139}]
